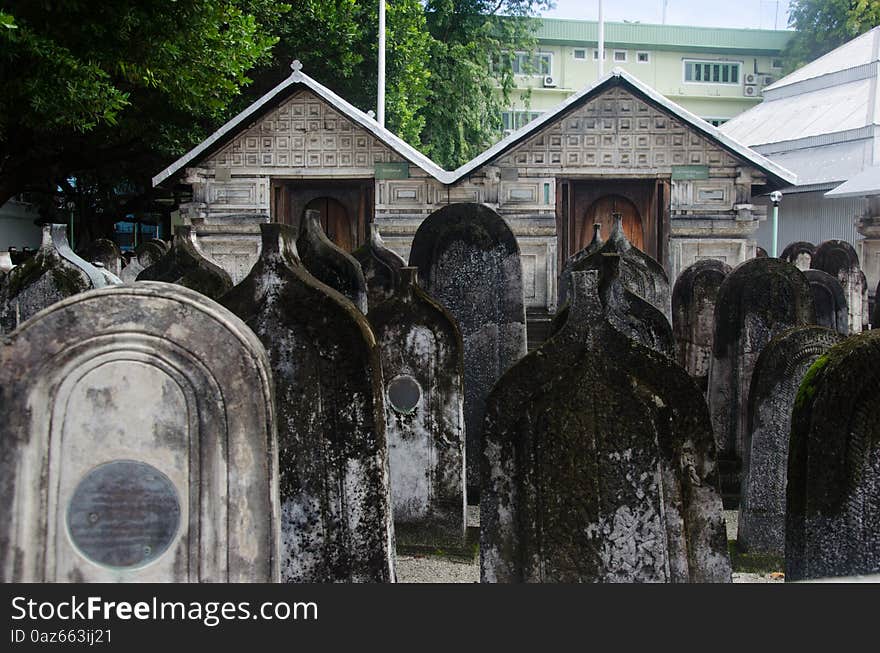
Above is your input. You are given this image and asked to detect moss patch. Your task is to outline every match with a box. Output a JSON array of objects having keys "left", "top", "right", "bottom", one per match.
[{"left": 728, "top": 540, "right": 784, "bottom": 574}]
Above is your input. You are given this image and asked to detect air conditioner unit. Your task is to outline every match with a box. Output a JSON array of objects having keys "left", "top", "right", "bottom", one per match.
[
  {"left": 744, "top": 84, "right": 759, "bottom": 97},
  {"left": 744, "top": 73, "right": 758, "bottom": 85},
  {"left": 543, "top": 75, "right": 557, "bottom": 88}
]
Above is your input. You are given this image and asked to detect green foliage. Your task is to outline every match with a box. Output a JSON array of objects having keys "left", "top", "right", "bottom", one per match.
[{"left": 784, "top": 0, "right": 880, "bottom": 72}]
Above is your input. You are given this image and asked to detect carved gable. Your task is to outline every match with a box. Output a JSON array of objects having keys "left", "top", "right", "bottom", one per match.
[
  {"left": 205, "top": 89, "right": 403, "bottom": 171},
  {"left": 496, "top": 86, "right": 740, "bottom": 172}
]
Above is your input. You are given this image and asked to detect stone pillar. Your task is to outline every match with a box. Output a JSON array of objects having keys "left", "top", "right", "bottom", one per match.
[{"left": 856, "top": 196, "right": 880, "bottom": 307}]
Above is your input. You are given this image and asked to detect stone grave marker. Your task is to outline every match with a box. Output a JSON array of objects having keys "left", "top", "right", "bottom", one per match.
[
  {"left": 811, "top": 239, "right": 867, "bottom": 333},
  {"left": 781, "top": 242, "right": 815, "bottom": 271},
  {"left": 137, "top": 225, "right": 233, "bottom": 300},
  {"left": 0, "top": 224, "right": 116, "bottom": 334},
  {"left": 558, "top": 223, "right": 603, "bottom": 305},
  {"left": 481, "top": 270, "right": 731, "bottom": 582},
  {"left": 672, "top": 259, "right": 731, "bottom": 391},
  {"left": 409, "top": 203, "right": 527, "bottom": 497},
  {"left": 121, "top": 240, "right": 166, "bottom": 283},
  {"left": 0, "top": 283, "right": 280, "bottom": 582},
  {"left": 354, "top": 224, "right": 405, "bottom": 309},
  {"left": 787, "top": 329, "right": 880, "bottom": 580},
  {"left": 738, "top": 326, "right": 843, "bottom": 556},
  {"left": 368, "top": 266, "right": 467, "bottom": 552},
  {"left": 297, "top": 209, "right": 368, "bottom": 313},
  {"left": 804, "top": 269, "right": 849, "bottom": 335},
  {"left": 78, "top": 238, "right": 124, "bottom": 277},
  {"left": 220, "top": 223, "right": 395, "bottom": 582}
]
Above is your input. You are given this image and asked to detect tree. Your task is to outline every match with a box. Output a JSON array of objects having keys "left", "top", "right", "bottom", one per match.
[
  {"left": 784, "top": 0, "right": 880, "bottom": 72},
  {"left": 0, "top": 0, "right": 289, "bottom": 237}
]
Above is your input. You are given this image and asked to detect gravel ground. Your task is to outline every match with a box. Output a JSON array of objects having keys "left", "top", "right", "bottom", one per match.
[{"left": 394, "top": 507, "right": 784, "bottom": 583}]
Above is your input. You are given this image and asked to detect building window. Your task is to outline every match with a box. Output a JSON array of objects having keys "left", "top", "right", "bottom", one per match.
[
  {"left": 683, "top": 60, "right": 741, "bottom": 84},
  {"left": 613, "top": 50, "right": 627, "bottom": 62},
  {"left": 592, "top": 49, "right": 606, "bottom": 61},
  {"left": 501, "top": 110, "right": 543, "bottom": 132},
  {"left": 637, "top": 51, "right": 650, "bottom": 63},
  {"left": 771, "top": 58, "right": 783, "bottom": 69},
  {"left": 573, "top": 48, "right": 586, "bottom": 60},
  {"left": 491, "top": 52, "right": 552, "bottom": 76}
]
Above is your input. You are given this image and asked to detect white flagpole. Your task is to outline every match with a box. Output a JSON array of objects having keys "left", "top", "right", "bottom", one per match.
[
  {"left": 598, "top": 0, "right": 605, "bottom": 77},
  {"left": 378, "top": 0, "right": 386, "bottom": 126}
]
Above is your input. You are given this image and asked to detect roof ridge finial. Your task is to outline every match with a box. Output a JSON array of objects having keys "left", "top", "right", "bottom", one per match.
[{"left": 291, "top": 59, "right": 303, "bottom": 75}]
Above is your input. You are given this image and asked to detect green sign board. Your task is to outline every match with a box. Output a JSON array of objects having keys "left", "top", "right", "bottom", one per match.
[
  {"left": 671, "top": 165, "right": 710, "bottom": 181},
  {"left": 374, "top": 162, "right": 410, "bottom": 180}
]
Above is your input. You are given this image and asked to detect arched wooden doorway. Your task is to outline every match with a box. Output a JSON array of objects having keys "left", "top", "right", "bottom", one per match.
[
  {"left": 581, "top": 194, "right": 644, "bottom": 251},
  {"left": 304, "top": 197, "right": 354, "bottom": 252}
]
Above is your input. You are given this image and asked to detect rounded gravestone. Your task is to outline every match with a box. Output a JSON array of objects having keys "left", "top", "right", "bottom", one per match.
[
  {"left": 137, "top": 226, "right": 233, "bottom": 300},
  {"left": 811, "top": 239, "right": 866, "bottom": 334},
  {"left": 78, "top": 238, "right": 123, "bottom": 277},
  {"left": 804, "top": 269, "right": 848, "bottom": 335},
  {"left": 780, "top": 241, "right": 815, "bottom": 271}
]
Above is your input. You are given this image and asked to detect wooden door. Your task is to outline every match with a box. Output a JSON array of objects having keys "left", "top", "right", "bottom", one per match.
[
  {"left": 304, "top": 197, "right": 353, "bottom": 252},
  {"left": 582, "top": 194, "right": 644, "bottom": 251}
]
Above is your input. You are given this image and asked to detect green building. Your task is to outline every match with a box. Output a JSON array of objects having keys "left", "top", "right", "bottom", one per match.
[{"left": 502, "top": 18, "right": 792, "bottom": 132}]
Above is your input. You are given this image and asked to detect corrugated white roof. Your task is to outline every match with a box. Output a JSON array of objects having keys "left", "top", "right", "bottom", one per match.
[
  {"left": 153, "top": 61, "right": 450, "bottom": 187},
  {"left": 449, "top": 67, "right": 796, "bottom": 186},
  {"left": 721, "top": 78, "right": 872, "bottom": 146},
  {"left": 765, "top": 27, "right": 880, "bottom": 91},
  {"left": 825, "top": 165, "right": 880, "bottom": 197}
]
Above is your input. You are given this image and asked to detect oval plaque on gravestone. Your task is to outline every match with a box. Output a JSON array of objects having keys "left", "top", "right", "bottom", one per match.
[
  {"left": 66, "top": 460, "right": 181, "bottom": 569},
  {"left": 388, "top": 375, "right": 422, "bottom": 415}
]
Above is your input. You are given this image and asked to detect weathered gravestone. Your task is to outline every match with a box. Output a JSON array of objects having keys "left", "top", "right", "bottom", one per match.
[
  {"left": 874, "top": 278, "right": 880, "bottom": 327},
  {"left": 569, "top": 214, "right": 671, "bottom": 319},
  {"left": 0, "top": 251, "right": 13, "bottom": 273},
  {"left": 409, "top": 203, "right": 527, "bottom": 497},
  {"left": 781, "top": 241, "right": 815, "bottom": 271},
  {"left": 78, "top": 238, "right": 124, "bottom": 277},
  {"left": 481, "top": 270, "right": 731, "bottom": 582},
  {"left": 787, "top": 329, "right": 880, "bottom": 580},
  {"left": 672, "top": 259, "right": 731, "bottom": 391},
  {"left": 0, "top": 224, "right": 116, "bottom": 335},
  {"left": 707, "top": 257, "right": 815, "bottom": 502},
  {"left": 220, "top": 223, "right": 395, "bottom": 582},
  {"left": 811, "top": 239, "right": 866, "bottom": 333},
  {"left": 0, "top": 283, "right": 280, "bottom": 582},
  {"left": 121, "top": 240, "right": 166, "bottom": 283},
  {"left": 368, "top": 267, "right": 467, "bottom": 552},
  {"left": 739, "top": 326, "right": 844, "bottom": 556},
  {"left": 354, "top": 224, "right": 405, "bottom": 309},
  {"left": 137, "top": 225, "right": 233, "bottom": 300},
  {"left": 558, "top": 223, "right": 603, "bottom": 305},
  {"left": 551, "top": 253, "right": 674, "bottom": 358},
  {"left": 297, "top": 209, "right": 369, "bottom": 313},
  {"left": 804, "top": 269, "right": 849, "bottom": 335}
]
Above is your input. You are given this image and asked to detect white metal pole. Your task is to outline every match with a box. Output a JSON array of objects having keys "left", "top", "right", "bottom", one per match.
[
  {"left": 598, "top": 0, "right": 605, "bottom": 77},
  {"left": 377, "top": 0, "right": 386, "bottom": 126},
  {"left": 662, "top": 0, "right": 668, "bottom": 25},
  {"left": 772, "top": 202, "right": 779, "bottom": 257}
]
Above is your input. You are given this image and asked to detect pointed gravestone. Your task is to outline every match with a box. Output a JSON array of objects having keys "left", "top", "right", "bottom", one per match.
[
  {"left": 811, "top": 239, "right": 866, "bottom": 333},
  {"left": 738, "top": 326, "right": 844, "bottom": 556},
  {"left": 0, "top": 224, "right": 116, "bottom": 334},
  {"left": 220, "top": 223, "right": 394, "bottom": 583},
  {"left": 804, "top": 269, "right": 849, "bottom": 335},
  {"left": 297, "top": 209, "right": 369, "bottom": 313},
  {"left": 780, "top": 241, "right": 815, "bottom": 271},
  {"left": 368, "top": 267, "right": 467, "bottom": 552},
  {"left": 558, "top": 223, "right": 603, "bottom": 305},
  {"left": 481, "top": 270, "right": 730, "bottom": 583},
  {"left": 78, "top": 238, "right": 124, "bottom": 277},
  {"left": 137, "top": 225, "right": 232, "bottom": 300},
  {"left": 570, "top": 214, "right": 670, "bottom": 319},
  {"left": 409, "top": 203, "right": 527, "bottom": 497},
  {"left": 787, "top": 329, "right": 880, "bottom": 580},
  {"left": 707, "top": 257, "right": 815, "bottom": 503},
  {"left": 672, "top": 259, "right": 731, "bottom": 391},
  {"left": 121, "top": 240, "right": 167, "bottom": 283},
  {"left": 354, "top": 224, "right": 406, "bottom": 309},
  {"left": 0, "top": 283, "right": 279, "bottom": 582}
]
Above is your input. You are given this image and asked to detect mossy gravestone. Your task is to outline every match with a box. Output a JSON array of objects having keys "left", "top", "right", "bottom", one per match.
[
  {"left": 569, "top": 214, "right": 671, "bottom": 319},
  {"left": 780, "top": 241, "right": 815, "bottom": 272},
  {"left": 298, "top": 209, "right": 369, "bottom": 313},
  {"left": 707, "top": 257, "right": 815, "bottom": 501},
  {"left": 739, "top": 326, "right": 843, "bottom": 556},
  {"left": 409, "top": 203, "right": 527, "bottom": 497},
  {"left": 137, "top": 225, "right": 232, "bottom": 300},
  {"left": 481, "top": 270, "right": 731, "bottom": 583},
  {"left": 787, "top": 330, "right": 880, "bottom": 580},
  {"left": 804, "top": 269, "right": 849, "bottom": 336},
  {"left": 78, "top": 238, "right": 123, "bottom": 277},
  {"left": 672, "top": 259, "right": 731, "bottom": 391},
  {"left": 220, "top": 223, "right": 395, "bottom": 583},
  {"left": 121, "top": 241, "right": 166, "bottom": 283},
  {"left": 558, "top": 223, "right": 603, "bottom": 305},
  {"left": 0, "top": 283, "right": 279, "bottom": 582},
  {"left": 354, "top": 224, "right": 405, "bottom": 309},
  {"left": 0, "top": 224, "right": 115, "bottom": 335},
  {"left": 811, "top": 239, "right": 866, "bottom": 334},
  {"left": 368, "top": 267, "right": 467, "bottom": 552}
]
